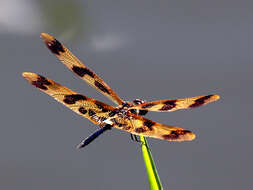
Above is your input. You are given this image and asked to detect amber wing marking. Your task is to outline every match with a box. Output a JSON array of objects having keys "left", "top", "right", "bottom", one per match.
[
  {"left": 40, "top": 33, "right": 124, "bottom": 105},
  {"left": 129, "top": 95, "right": 220, "bottom": 112},
  {"left": 22, "top": 72, "right": 115, "bottom": 124}
]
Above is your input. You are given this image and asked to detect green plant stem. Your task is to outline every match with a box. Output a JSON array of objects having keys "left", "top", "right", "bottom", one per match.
[{"left": 140, "top": 136, "right": 163, "bottom": 190}]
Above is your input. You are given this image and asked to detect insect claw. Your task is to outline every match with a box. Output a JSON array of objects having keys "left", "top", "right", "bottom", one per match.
[{"left": 135, "top": 135, "right": 141, "bottom": 142}]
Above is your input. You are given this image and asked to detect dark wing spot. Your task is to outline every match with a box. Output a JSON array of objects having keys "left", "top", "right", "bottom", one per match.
[
  {"left": 46, "top": 39, "right": 65, "bottom": 55},
  {"left": 78, "top": 107, "right": 87, "bottom": 114},
  {"left": 190, "top": 95, "right": 213, "bottom": 108},
  {"left": 135, "top": 127, "right": 146, "bottom": 133},
  {"left": 160, "top": 100, "right": 177, "bottom": 111},
  {"left": 72, "top": 66, "right": 95, "bottom": 78},
  {"left": 162, "top": 130, "right": 191, "bottom": 140},
  {"left": 63, "top": 94, "right": 86, "bottom": 104},
  {"left": 88, "top": 109, "right": 96, "bottom": 116},
  {"left": 162, "top": 133, "right": 178, "bottom": 140},
  {"left": 142, "top": 103, "right": 155, "bottom": 109},
  {"left": 94, "top": 81, "right": 110, "bottom": 94},
  {"left": 138, "top": 110, "right": 148, "bottom": 116},
  {"left": 31, "top": 75, "right": 51, "bottom": 90},
  {"left": 159, "top": 105, "right": 171, "bottom": 111},
  {"left": 164, "top": 100, "right": 177, "bottom": 106},
  {"left": 95, "top": 102, "right": 109, "bottom": 112},
  {"left": 95, "top": 102, "right": 104, "bottom": 110},
  {"left": 111, "top": 118, "right": 126, "bottom": 127},
  {"left": 143, "top": 120, "right": 155, "bottom": 130}
]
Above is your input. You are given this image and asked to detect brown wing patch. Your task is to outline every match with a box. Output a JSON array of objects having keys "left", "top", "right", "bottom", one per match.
[
  {"left": 63, "top": 94, "right": 87, "bottom": 104},
  {"left": 135, "top": 127, "right": 147, "bottom": 133},
  {"left": 94, "top": 81, "right": 110, "bottom": 94},
  {"left": 159, "top": 100, "right": 177, "bottom": 111},
  {"left": 95, "top": 101, "right": 110, "bottom": 112},
  {"left": 72, "top": 66, "right": 95, "bottom": 78},
  {"left": 162, "top": 130, "right": 192, "bottom": 140},
  {"left": 78, "top": 107, "right": 87, "bottom": 114},
  {"left": 189, "top": 95, "right": 214, "bottom": 108},
  {"left": 40, "top": 33, "right": 124, "bottom": 105},
  {"left": 40, "top": 33, "right": 65, "bottom": 55},
  {"left": 130, "top": 94, "right": 220, "bottom": 112},
  {"left": 143, "top": 120, "right": 155, "bottom": 130},
  {"left": 31, "top": 75, "right": 51, "bottom": 90},
  {"left": 22, "top": 72, "right": 115, "bottom": 124}
]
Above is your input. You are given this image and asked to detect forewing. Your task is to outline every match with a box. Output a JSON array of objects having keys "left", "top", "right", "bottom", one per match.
[
  {"left": 110, "top": 113, "right": 195, "bottom": 142},
  {"left": 129, "top": 94, "right": 220, "bottom": 112},
  {"left": 22, "top": 72, "right": 115, "bottom": 124},
  {"left": 40, "top": 33, "right": 124, "bottom": 105}
]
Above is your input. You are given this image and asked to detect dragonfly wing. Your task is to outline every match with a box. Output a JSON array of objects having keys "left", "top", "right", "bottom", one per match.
[
  {"left": 40, "top": 33, "right": 124, "bottom": 105},
  {"left": 22, "top": 72, "right": 115, "bottom": 124},
  {"left": 110, "top": 113, "right": 195, "bottom": 142},
  {"left": 129, "top": 94, "right": 220, "bottom": 112}
]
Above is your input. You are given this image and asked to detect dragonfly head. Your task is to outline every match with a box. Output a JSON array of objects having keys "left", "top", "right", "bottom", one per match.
[{"left": 129, "top": 99, "right": 148, "bottom": 116}]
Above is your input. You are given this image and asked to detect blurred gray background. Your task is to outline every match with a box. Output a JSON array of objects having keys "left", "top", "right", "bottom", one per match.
[{"left": 1, "top": 0, "right": 252, "bottom": 189}]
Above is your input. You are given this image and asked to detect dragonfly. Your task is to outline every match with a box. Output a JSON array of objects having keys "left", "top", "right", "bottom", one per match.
[{"left": 22, "top": 33, "right": 220, "bottom": 149}]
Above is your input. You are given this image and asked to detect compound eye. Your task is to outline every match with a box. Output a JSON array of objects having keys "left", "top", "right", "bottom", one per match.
[{"left": 133, "top": 99, "right": 145, "bottom": 105}]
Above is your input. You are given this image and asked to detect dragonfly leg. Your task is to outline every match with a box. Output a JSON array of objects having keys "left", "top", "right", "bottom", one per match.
[
  {"left": 130, "top": 134, "right": 134, "bottom": 141},
  {"left": 130, "top": 134, "right": 141, "bottom": 143},
  {"left": 76, "top": 124, "right": 112, "bottom": 149}
]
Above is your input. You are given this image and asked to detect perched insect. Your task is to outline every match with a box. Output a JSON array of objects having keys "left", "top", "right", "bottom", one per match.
[{"left": 22, "top": 33, "right": 220, "bottom": 149}]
